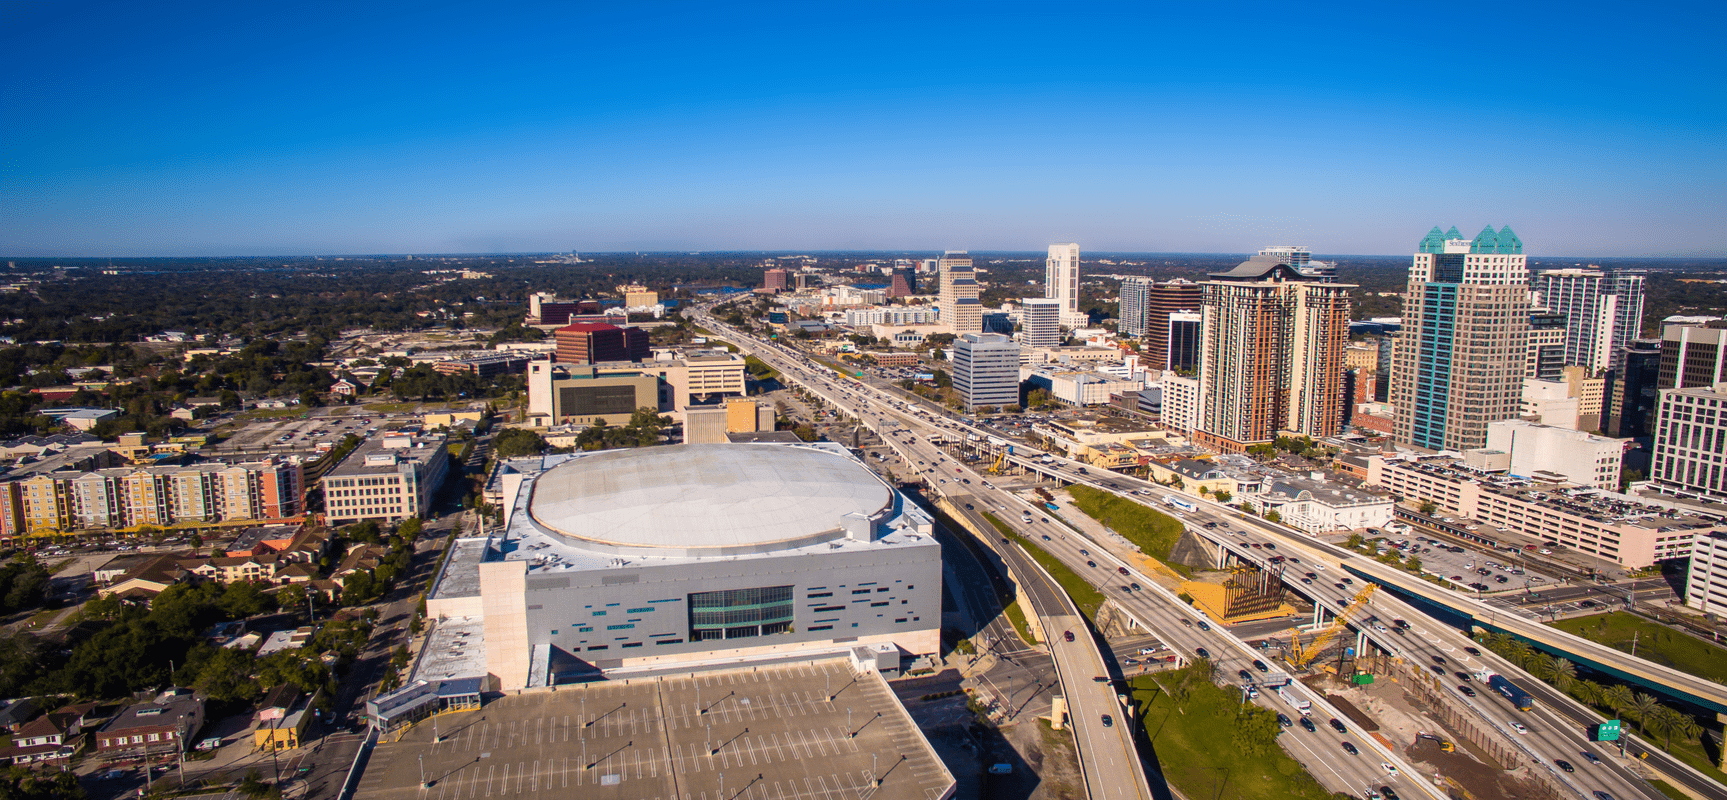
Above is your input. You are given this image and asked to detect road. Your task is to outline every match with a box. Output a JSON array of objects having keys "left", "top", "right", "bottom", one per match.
[
  {"left": 694, "top": 302, "right": 1712, "bottom": 800},
  {"left": 698, "top": 310, "right": 1154, "bottom": 800}
]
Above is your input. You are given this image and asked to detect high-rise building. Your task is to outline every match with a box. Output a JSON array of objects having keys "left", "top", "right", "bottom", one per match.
[
  {"left": 1134, "top": 279, "right": 1202, "bottom": 370},
  {"left": 1194, "top": 256, "right": 1353, "bottom": 453},
  {"left": 1392, "top": 226, "right": 1530, "bottom": 452},
  {"left": 1650, "top": 382, "right": 1727, "bottom": 504},
  {"left": 1019, "top": 299, "right": 1062, "bottom": 349},
  {"left": 1526, "top": 310, "right": 1568, "bottom": 382},
  {"left": 763, "top": 268, "right": 789, "bottom": 292},
  {"left": 887, "top": 267, "right": 916, "bottom": 298},
  {"left": 953, "top": 333, "right": 1020, "bottom": 410},
  {"left": 1535, "top": 268, "right": 1646, "bottom": 374},
  {"left": 1658, "top": 319, "right": 1727, "bottom": 391},
  {"left": 1165, "top": 311, "right": 1200, "bottom": 373},
  {"left": 1118, "top": 277, "right": 1154, "bottom": 337},
  {"left": 1159, "top": 375, "right": 1200, "bottom": 435},
  {"left": 1260, "top": 245, "right": 1335, "bottom": 282},
  {"left": 1045, "top": 243, "right": 1085, "bottom": 326},
  {"left": 1605, "top": 341, "right": 1661, "bottom": 438},
  {"left": 938, "top": 251, "right": 981, "bottom": 335}
]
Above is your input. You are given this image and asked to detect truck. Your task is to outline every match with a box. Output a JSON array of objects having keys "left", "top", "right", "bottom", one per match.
[
  {"left": 1486, "top": 673, "right": 1534, "bottom": 711},
  {"left": 1276, "top": 686, "right": 1312, "bottom": 716},
  {"left": 1164, "top": 496, "right": 1197, "bottom": 513}
]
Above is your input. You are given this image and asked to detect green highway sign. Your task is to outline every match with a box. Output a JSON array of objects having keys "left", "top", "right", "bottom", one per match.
[{"left": 1596, "top": 720, "right": 1621, "bottom": 741}]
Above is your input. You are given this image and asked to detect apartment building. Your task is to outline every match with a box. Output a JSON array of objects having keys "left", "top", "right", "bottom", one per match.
[
  {"left": 1194, "top": 257, "right": 1352, "bottom": 453},
  {"left": 1366, "top": 454, "right": 1720, "bottom": 568},
  {"left": 1649, "top": 382, "right": 1727, "bottom": 504},
  {"left": 0, "top": 457, "right": 303, "bottom": 535}
]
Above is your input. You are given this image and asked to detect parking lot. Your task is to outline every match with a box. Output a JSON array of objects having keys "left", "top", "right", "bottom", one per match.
[
  {"left": 1371, "top": 531, "right": 1560, "bottom": 596},
  {"left": 215, "top": 412, "right": 410, "bottom": 454},
  {"left": 357, "top": 660, "right": 954, "bottom": 800}
]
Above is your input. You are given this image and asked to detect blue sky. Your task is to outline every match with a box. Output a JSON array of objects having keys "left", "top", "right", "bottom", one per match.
[{"left": 3, "top": 1, "right": 1723, "bottom": 257}]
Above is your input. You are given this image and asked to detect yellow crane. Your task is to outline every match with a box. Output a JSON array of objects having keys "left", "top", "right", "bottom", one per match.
[
  {"left": 1288, "top": 583, "right": 1377, "bottom": 669},
  {"left": 988, "top": 451, "right": 1007, "bottom": 474}
]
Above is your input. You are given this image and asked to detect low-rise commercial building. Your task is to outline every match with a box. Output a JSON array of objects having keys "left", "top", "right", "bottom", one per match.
[
  {"left": 1366, "top": 453, "right": 1723, "bottom": 568},
  {"left": 95, "top": 689, "right": 203, "bottom": 760},
  {"left": 322, "top": 431, "right": 450, "bottom": 526},
  {"left": 1023, "top": 369, "right": 1142, "bottom": 407},
  {"left": 1245, "top": 475, "right": 1393, "bottom": 534}
]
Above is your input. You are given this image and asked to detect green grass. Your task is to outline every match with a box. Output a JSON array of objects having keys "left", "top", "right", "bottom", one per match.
[
  {"left": 982, "top": 511, "right": 1103, "bottom": 621},
  {"left": 1650, "top": 780, "right": 1692, "bottom": 800},
  {"left": 1003, "top": 598, "right": 1037, "bottom": 646},
  {"left": 743, "top": 355, "right": 778, "bottom": 380},
  {"left": 1131, "top": 666, "right": 1350, "bottom": 800},
  {"left": 363, "top": 402, "right": 420, "bottom": 412},
  {"left": 1067, "top": 485, "right": 1190, "bottom": 576},
  {"left": 235, "top": 407, "right": 307, "bottom": 421},
  {"left": 1549, "top": 612, "right": 1727, "bottom": 684}
]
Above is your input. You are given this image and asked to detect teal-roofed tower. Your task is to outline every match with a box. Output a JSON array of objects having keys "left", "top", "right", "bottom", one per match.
[{"left": 1391, "top": 225, "right": 1531, "bottom": 451}]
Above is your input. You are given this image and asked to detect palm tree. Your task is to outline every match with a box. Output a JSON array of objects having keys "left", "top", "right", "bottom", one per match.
[
  {"left": 1628, "top": 693, "right": 1661, "bottom": 735},
  {"left": 1551, "top": 658, "right": 1577, "bottom": 693},
  {"left": 1604, "top": 685, "right": 1634, "bottom": 721},
  {"left": 1676, "top": 716, "right": 1703, "bottom": 749},
  {"left": 1572, "top": 680, "right": 1603, "bottom": 709},
  {"left": 1645, "top": 707, "right": 1675, "bottom": 751},
  {"left": 1650, "top": 708, "right": 1691, "bottom": 752},
  {"left": 1508, "top": 640, "right": 1535, "bottom": 668},
  {"left": 1533, "top": 654, "right": 1559, "bottom": 682}
]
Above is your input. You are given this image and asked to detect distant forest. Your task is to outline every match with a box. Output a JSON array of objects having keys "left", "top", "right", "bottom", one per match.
[{"left": 2, "top": 251, "right": 1723, "bottom": 345}]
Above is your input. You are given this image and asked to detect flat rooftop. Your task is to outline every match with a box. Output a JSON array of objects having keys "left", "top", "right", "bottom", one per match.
[
  {"left": 327, "top": 431, "right": 448, "bottom": 477},
  {"left": 356, "top": 660, "right": 954, "bottom": 800}
]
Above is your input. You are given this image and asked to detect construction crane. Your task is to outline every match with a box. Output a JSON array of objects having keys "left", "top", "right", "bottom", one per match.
[
  {"left": 1288, "top": 583, "right": 1377, "bottom": 669},
  {"left": 988, "top": 451, "right": 1007, "bottom": 475}
]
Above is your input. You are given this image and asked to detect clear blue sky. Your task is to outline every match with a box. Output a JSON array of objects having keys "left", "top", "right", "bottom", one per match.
[{"left": 3, "top": 1, "right": 1723, "bottom": 257}]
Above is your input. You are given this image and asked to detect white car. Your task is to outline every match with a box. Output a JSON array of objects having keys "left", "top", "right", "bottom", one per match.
[
  {"left": 1511, "top": 722, "right": 1528, "bottom": 734},
  {"left": 1380, "top": 762, "right": 1398, "bottom": 775},
  {"left": 1539, "top": 549, "right": 1553, "bottom": 555}
]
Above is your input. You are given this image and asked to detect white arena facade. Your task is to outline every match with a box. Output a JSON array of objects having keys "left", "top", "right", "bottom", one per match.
[{"left": 425, "top": 442, "right": 942, "bottom": 689}]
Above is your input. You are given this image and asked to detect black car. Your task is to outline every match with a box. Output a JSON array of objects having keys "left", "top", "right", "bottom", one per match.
[
  {"left": 1194, "top": 647, "right": 1210, "bottom": 659},
  {"left": 1042, "top": 534, "right": 1051, "bottom": 540},
  {"left": 1195, "top": 620, "right": 1210, "bottom": 631},
  {"left": 1464, "top": 646, "right": 1480, "bottom": 656},
  {"left": 1329, "top": 718, "right": 1347, "bottom": 734},
  {"left": 1239, "top": 669, "right": 1253, "bottom": 681},
  {"left": 1454, "top": 671, "right": 1470, "bottom": 681},
  {"left": 1380, "top": 788, "right": 1400, "bottom": 800},
  {"left": 1299, "top": 717, "right": 1316, "bottom": 732},
  {"left": 1277, "top": 713, "right": 1292, "bottom": 728},
  {"left": 1341, "top": 741, "right": 1358, "bottom": 755},
  {"left": 1063, "top": 630, "right": 1075, "bottom": 642},
  {"left": 1253, "top": 660, "right": 1268, "bottom": 672},
  {"left": 1431, "top": 654, "right": 1447, "bottom": 665},
  {"left": 1101, "top": 714, "right": 1113, "bottom": 728},
  {"left": 1087, "top": 560, "right": 1096, "bottom": 568},
  {"left": 1130, "top": 582, "right": 1140, "bottom": 591},
  {"left": 1457, "top": 685, "right": 1476, "bottom": 697},
  {"left": 965, "top": 503, "right": 974, "bottom": 510},
  {"left": 1555, "top": 759, "right": 1574, "bottom": 773}
]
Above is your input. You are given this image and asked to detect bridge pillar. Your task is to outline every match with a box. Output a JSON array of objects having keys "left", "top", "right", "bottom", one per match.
[
  {"left": 1313, "top": 605, "right": 1324, "bottom": 626},
  {"left": 1720, "top": 713, "right": 1727, "bottom": 771}
]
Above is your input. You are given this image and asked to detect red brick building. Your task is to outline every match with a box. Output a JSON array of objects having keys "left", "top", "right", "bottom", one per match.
[{"left": 554, "top": 322, "right": 649, "bottom": 364}]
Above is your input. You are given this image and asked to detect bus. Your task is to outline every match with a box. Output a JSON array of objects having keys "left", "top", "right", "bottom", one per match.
[{"left": 1164, "top": 496, "right": 1197, "bottom": 513}]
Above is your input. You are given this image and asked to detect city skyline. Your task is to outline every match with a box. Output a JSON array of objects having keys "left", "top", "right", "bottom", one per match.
[{"left": 3, "top": 2, "right": 1723, "bottom": 258}]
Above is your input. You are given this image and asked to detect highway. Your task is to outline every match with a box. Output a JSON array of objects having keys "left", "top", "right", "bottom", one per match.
[
  {"left": 692, "top": 302, "right": 1723, "bottom": 800},
  {"left": 697, "top": 311, "right": 1153, "bottom": 800}
]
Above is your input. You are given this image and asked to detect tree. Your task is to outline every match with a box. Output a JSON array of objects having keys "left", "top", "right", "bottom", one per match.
[
  {"left": 1603, "top": 684, "right": 1634, "bottom": 722},
  {"left": 1550, "top": 657, "right": 1577, "bottom": 692},
  {"left": 1405, "top": 556, "right": 1422, "bottom": 573},
  {"left": 1418, "top": 500, "right": 1437, "bottom": 516},
  {"left": 1346, "top": 533, "right": 1365, "bottom": 549},
  {"left": 1628, "top": 693, "right": 1661, "bottom": 735},
  {"left": 1232, "top": 703, "right": 1281, "bottom": 756},
  {"left": 1264, "top": 510, "right": 1281, "bottom": 524},
  {"left": 1212, "top": 489, "right": 1231, "bottom": 503}
]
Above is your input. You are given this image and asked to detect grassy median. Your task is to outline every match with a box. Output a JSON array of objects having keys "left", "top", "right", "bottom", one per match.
[
  {"left": 1068, "top": 485, "right": 1191, "bottom": 576},
  {"left": 982, "top": 511, "right": 1103, "bottom": 622},
  {"left": 1549, "top": 612, "right": 1727, "bottom": 684},
  {"left": 1131, "top": 666, "right": 1351, "bottom": 800},
  {"left": 1003, "top": 598, "right": 1037, "bottom": 646}
]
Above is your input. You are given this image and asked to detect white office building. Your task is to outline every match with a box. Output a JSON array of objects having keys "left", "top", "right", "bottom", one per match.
[
  {"left": 954, "top": 333, "right": 1021, "bottom": 410},
  {"left": 938, "top": 251, "right": 982, "bottom": 335},
  {"left": 1158, "top": 375, "right": 1200, "bottom": 436},
  {"left": 1685, "top": 531, "right": 1727, "bottom": 615},
  {"left": 1650, "top": 382, "right": 1727, "bottom": 503},
  {"left": 1484, "top": 419, "right": 1625, "bottom": 491},
  {"left": 1045, "top": 243, "right": 1087, "bottom": 327},
  {"left": 1019, "top": 298, "right": 1062, "bottom": 349}
]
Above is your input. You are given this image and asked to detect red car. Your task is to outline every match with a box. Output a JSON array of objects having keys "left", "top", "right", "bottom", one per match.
[
  {"left": 1117, "top": 567, "right": 1129, "bottom": 576},
  {"left": 1063, "top": 630, "right": 1075, "bottom": 643}
]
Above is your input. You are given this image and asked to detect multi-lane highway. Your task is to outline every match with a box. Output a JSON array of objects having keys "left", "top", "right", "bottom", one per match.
[{"left": 695, "top": 303, "right": 1714, "bottom": 800}]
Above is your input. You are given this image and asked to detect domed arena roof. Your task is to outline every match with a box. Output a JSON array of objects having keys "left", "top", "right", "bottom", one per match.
[{"left": 527, "top": 443, "right": 895, "bottom": 556}]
